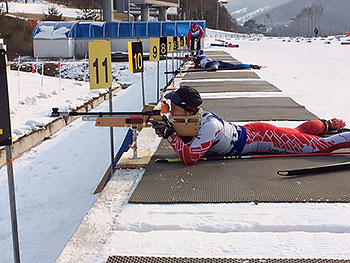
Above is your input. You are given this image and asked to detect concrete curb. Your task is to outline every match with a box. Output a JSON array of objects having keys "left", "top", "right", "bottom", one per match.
[{"left": 0, "top": 87, "right": 121, "bottom": 168}]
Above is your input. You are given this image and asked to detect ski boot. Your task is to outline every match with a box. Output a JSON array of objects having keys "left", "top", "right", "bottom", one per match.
[{"left": 250, "top": 64, "right": 262, "bottom": 70}]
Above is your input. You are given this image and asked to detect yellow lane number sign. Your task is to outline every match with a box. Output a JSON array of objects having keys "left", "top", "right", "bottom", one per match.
[
  {"left": 160, "top": 37, "right": 167, "bottom": 56},
  {"left": 128, "top": 41, "right": 143, "bottom": 73},
  {"left": 149, "top": 38, "right": 160, "bottom": 61},
  {"left": 167, "top": 36, "right": 174, "bottom": 53},
  {"left": 88, "top": 40, "right": 112, "bottom": 90}
]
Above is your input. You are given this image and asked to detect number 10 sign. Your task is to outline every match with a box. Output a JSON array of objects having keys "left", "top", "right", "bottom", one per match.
[
  {"left": 88, "top": 40, "right": 112, "bottom": 90},
  {"left": 128, "top": 41, "right": 144, "bottom": 73}
]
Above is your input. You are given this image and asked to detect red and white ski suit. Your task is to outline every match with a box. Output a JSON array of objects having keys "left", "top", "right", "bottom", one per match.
[{"left": 168, "top": 110, "right": 350, "bottom": 165}]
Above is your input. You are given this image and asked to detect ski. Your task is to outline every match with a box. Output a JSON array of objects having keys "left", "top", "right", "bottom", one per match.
[
  {"left": 155, "top": 155, "right": 248, "bottom": 163},
  {"left": 155, "top": 151, "right": 350, "bottom": 164},
  {"left": 277, "top": 161, "right": 350, "bottom": 176}
]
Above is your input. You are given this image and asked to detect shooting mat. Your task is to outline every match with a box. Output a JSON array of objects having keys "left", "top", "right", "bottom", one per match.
[
  {"left": 107, "top": 256, "right": 350, "bottom": 263},
  {"left": 201, "top": 97, "right": 318, "bottom": 121},
  {"left": 129, "top": 140, "right": 350, "bottom": 204},
  {"left": 180, "top": 80, "right": 281, "bottom": 93}
]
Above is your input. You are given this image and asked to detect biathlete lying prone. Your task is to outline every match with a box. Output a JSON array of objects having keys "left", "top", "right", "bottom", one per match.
[
  {"left": 194, "top": 50, "right": 262, "bottom": 70},
  {"left": 152, "top": 86, "right": 349, "bottom": 165}
]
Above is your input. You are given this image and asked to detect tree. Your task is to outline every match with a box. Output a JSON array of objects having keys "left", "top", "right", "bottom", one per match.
[
  {"left": 243, "top": 19, "right": 266, "bottom": 34},
  {"left": 179, "top": 0, "right": 237, "bottom": 31},
  {"left": 244, "top": 19, "right": 257, "bottom": 30},
  {"left": 43, "top": 5, "right": 63, "bottom": 21},
  {"left": 293, "top": 4, "right": 323, "bottom": 36},
  {"left": 76, "top": 9, "right": 98, "bottom": 20}
]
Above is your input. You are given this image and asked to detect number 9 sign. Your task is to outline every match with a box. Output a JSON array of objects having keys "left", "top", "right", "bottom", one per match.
[
  {"left": 149, "top": 38, "right": 160, "bottom": 61},
  {"left": 128, "top": 41, "right": 143, "bottom": 73}
]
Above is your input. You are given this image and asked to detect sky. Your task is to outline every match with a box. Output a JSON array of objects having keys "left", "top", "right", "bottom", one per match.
[{"left": 2, "top": 1, "right": 350, "bottom": 262}]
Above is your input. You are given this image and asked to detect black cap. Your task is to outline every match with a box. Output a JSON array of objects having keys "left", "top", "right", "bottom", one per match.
[{"left": 166, "top": 86, "right": 202, "bottom": 113}]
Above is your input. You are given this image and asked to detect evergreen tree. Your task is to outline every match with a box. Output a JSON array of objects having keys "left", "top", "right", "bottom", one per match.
[
  {"left": 76, "top": 9, "right": 98, "bottom": 20},
  {"left": 179, "top": 0, "right": 237, "bottom": 32},
  {"left": 43, "top": 6, "right": 63, "bottom": 21}
]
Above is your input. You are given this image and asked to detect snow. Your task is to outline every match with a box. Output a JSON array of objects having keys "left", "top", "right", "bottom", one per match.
[
  {"left": 1, "top": 57, "right": 168, "bottom": 263},
  {"left": 1, "top": 3, "right": 350, "bottom": 262},
  {"left": 5, "top": 0, "right": 81, "bottom": 18},
  {"left": 94, "top": 37, "right": 350, "bottom": 261}
]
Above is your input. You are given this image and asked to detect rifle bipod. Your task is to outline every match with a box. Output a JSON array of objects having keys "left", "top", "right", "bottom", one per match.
[{"left": 129, "top": 127, "right": 141, "bottom": 160}]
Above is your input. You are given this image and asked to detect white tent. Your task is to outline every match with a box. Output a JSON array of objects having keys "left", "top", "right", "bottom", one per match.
[{"left": 32, "top": 21, "right": 77, "bottom": 58}]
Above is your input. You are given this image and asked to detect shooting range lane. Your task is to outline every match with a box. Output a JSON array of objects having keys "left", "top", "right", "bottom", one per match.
[
  {"left": 202, "top": 97, "right": 318, "bottom": 121},
  {"left": 129, "top": 140, "right": 350, "bottom": 203},
  {"left": 182, "top": 70, "right": 260, "bottom": 80},
  {"left": 129, "top": 50, "right": 350, "bottom": 204},
  {"left": 205, "top": 50, "right": 241, "bottom": 64},
  {"left": 180, "top": 80, "right": 281, "bottom": 93}
]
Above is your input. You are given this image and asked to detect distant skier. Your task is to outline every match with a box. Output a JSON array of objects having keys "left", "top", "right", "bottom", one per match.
[
  {"left": 194, "top": 50, "right": 262, "bottom": 70},
  {"left": 314, "top": 27, "right": 319, "bottom": 37},
  {"left": 187, "top": 23, "right": 204, "bottom": 52},
  {"left": 152, "top": 86, "right": 349, "bottom": 165}
]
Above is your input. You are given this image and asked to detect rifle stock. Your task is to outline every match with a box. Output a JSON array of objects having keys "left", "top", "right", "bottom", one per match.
[
  {"left": 95, "top": 115, "right": 199, "bottom": 137},
  {"left": 51, "top": 108, "right": 200, "bottom": 137}
]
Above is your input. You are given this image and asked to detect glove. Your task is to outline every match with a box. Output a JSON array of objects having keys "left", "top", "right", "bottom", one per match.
[{"left": 151, "top": 120, "right": 175, "bottom": 139}]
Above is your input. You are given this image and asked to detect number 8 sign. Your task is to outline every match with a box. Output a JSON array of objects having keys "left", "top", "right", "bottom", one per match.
[
  {"left": 160, "top": 37, "right": 167, "bottom": 56},
  {"left": 149, "top": 38, "right": 160, "bottom": 61},
  {"left": 88, "top": 40, "right": 112, "bottom": 90},
  {"left": 128, "top": 41, "right": 144, "bottom": 73}
]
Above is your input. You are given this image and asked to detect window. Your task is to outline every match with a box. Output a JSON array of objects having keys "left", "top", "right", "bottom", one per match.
[
  {"left": 105, "top": 22, "right": 119, "bottom": 38},
  {"left": 176, "top": 21, "right": 190, "bottom": 36},
  {"left": 119, "top": 22, "right": 133, "bottom": 38},
  {"left": 90, "top": 22, "right": 104, "bottom": 38},
  {"left": 148, "top": 22, "right": 161, "bottom": 37},
  {"left": 76, "top": 22, "right": 90, "bottom": 38},
  {"left": 134, "top": 22, "right": 147, "bottom": 38},
  {"left": 162, "top": 22, "right": 175, "bottom": 36}
]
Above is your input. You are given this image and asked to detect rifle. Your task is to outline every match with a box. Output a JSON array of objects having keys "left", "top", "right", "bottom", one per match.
[
  {"left": 164, "top": 67, "right": 221, "bottom": 74},
  {"left": 51, "top": 107, "right": 199, "bottom": 137}
]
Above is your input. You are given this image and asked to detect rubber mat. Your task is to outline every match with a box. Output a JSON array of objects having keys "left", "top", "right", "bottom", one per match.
[
  {"left": 180, "top": 80, "right": 281, "bottom": 93},
  {"left": 207, "top": 55, "right": 238, "bottom": 60},
  {"left": 205, "top": 51, "right": 230, "bottom": 56},
  {"left": 107, "top": 256, "right": 350, "bottom": 263},
  {"left": 208, "top": 59, "right": 242, "bottom": 64},
  {"left": 128, "top": 140, "right": 350, "bottom": 204},
  {"left": 205, "top": 56, "right": 241, "bottom": 64},
  {"left": 182, "top": 71, "right": 260, "bottom": 80},
  {"left": 202, "top": 97, "right": 318, "bottom": 121}
]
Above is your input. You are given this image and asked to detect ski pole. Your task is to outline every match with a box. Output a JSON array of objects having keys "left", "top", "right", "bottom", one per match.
[
  {"left": 155, "top": 151, "right": 350, "bottom": 163},
  {"left": 277, "top": 161, "right": 350, "bottom": 176}
]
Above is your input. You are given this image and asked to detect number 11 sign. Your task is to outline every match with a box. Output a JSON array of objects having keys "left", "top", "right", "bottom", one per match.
[{"left": 88, "top": 40, "right": 112, "bottom": 90}]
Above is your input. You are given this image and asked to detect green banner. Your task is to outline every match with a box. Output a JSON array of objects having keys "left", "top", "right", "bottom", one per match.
[{"left": 0, "top": 49, "right": 12, "bottom": 146}]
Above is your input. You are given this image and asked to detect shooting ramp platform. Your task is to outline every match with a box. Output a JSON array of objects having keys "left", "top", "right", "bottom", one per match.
[
  {"left": 180, "top": 80, "right": 281, "bottom": 93},
  {"left": 129, "top": 51, "right": 348, "bottom": 204},
  {"left": 56, "top": 50, "right": 350, "bottom": 263}
]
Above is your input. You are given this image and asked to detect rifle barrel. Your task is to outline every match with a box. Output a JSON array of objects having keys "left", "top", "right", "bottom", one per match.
[{"left": 51, "top": 108, "right": 161, "bottom": 117}]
